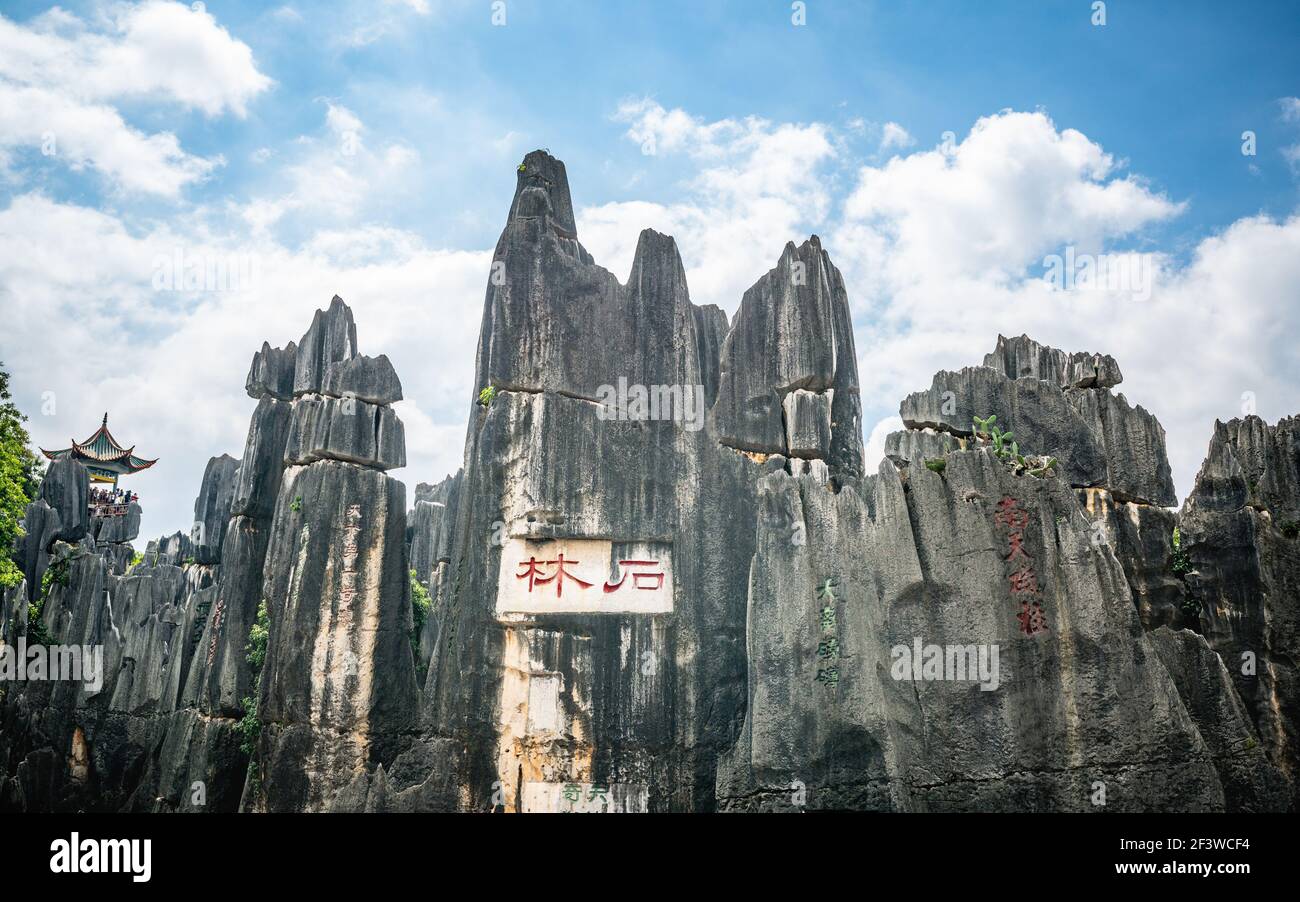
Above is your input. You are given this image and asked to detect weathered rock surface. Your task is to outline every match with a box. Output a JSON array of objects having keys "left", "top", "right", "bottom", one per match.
[
  {"left": 900, "top": 365, "right": 1108, "bottom": 487},
  {"left": 782, "top": 388, "right": 833, "bottom": 459},
  {"left": 1076, "top": 488, "right": 1188, "bottom": 631},
  {"left": 1148, "top": 626, "right": 1290, "bottom": 811},
  {"left": 293, "top": 296, "right": 357, "bottom": 397},
  {"left": 883, "top": 428, "right": 957, "bottom": 468},
  {"left": 246, "top": 340, "right": 297, "bottom": 401},
  {"left": 91, "top": 503, "right": 141, "bottom": 545},
  {"left": 984, "top": 333, "right": 1123, "bottom": 390},
  {"left": 716, "top": 452, "right": 1222, "bottom": 811},
  {"left": 1066, "top": 388, "right": 1175, "bottom": 506},
  {"left": 3, "top": 154, "right": 1294, "bottom": 815},
  {"left": 712, "top": 237, "right": 863, "bottom": 477},
  {"left": 191, "top": 454, "right": 239, "bottom": 563},
  {"left": 39, "top": 458, "right": 90, "bottom": 545},
  {"left": 1179, "top": 415, "right": 1300, "bottom": 807},
  {"left": 283, "top": 394, "right": 405, "bottom": 471},
  {"left": 322, "top": 354, "right": 403, "bottom": 406}
]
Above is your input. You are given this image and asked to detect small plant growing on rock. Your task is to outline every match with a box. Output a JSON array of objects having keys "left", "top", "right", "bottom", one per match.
[
  {"left": 1280, "top": 520, "right": 1299, "bottom": 540},
  {"left": 237, "top": 600, "right": 271, "bottom": 783},
  {"left": 290, "top": 496, "right": 302, "bottom": 513},
  {"left": 477, "top": 385, "right": 497, "bottom": 408},
  {"left": 410, "top": 569, "right": 431, "bottom": 657},
  {"left": 1171, "top": 527, "right": 1192, "bottom": 577},
  {"left": 924, "top": 458, "right": 947, "bottom": 475},
  {"left": 972, "top": 414, "right": 996, "bottom": 439}
]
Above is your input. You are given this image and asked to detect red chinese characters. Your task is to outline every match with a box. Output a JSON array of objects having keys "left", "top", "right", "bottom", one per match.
[
  {"left": 515, "top": 554, "right": 665, "bottom": 599},
  {"left": 996, "top": 496, "right": 1048, "bottom": 637},
  {"left": 602, "top": 559, "right": 664, "bottom": 593},
  {"left": 515, "top": 554, "right": 592, "bottom": 597}
]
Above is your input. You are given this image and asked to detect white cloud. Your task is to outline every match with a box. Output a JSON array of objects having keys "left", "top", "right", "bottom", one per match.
[
  {"left": 0, "top": 2, "right": 271, "bottom": 116},
  {"left": 0, "top": 193, "right": 488, "bottom": 542},
  {"left": 835, "top": 112, "right": 1297, "bottom": 503},
  {"left": 0, "top": 85, "right": 219, "bottom": 195},
  {"left": 237, "top": 103, "right": 420, "bottom": 232},
  {"left": 579, "top": 99, "right": 836, "bottom": 305},
  {"left": 587, "top": 105, "right": 1297, "bottom": 504},
  {"left": 878, "top": 121, "right": 913, "bottom": 155},
  {"left": 0, "top": 2, "right": 270, "bottom": 196}
]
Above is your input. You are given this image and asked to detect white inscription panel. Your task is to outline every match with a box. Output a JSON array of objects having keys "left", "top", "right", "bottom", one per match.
[
  {"left": 496, "top": 538, "right": 673, "bottom": 615},
  {"left": 521, "top": 782, "right": 648, "bottom": 813}
]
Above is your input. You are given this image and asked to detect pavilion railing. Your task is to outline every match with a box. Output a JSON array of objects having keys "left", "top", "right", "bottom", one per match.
[{"left": 88, "top": 503, "right": 132, "bottom": 519}]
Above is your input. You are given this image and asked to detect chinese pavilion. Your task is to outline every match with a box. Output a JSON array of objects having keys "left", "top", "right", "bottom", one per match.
[{"left": 40, "top": 413, "right": 158, "bottom": 487}]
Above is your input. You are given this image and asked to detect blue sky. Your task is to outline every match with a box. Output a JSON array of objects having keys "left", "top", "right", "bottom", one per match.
[{"left": 2, "top": 0, "right": 1299, "bottom": 541}]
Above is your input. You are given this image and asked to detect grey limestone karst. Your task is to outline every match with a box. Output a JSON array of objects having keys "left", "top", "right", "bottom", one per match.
[{"left": 2, "top": 153, "right": 1295, "bottom": 814}]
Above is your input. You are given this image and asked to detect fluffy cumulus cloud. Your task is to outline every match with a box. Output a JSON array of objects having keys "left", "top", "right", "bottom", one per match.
[
  {"left": 0, "top": 2, "right": 271, "bottom": 195},
  {"left": 580, "top": 103, "right": 1300, "bottom": 504},
  {"left": 1, "top": 86, "right": 486, "bottom": 540},
  {"left": 831, "top": 111, "right": 1298, "bottom": 501},
  {"left": 578, "top": 98, "right": 837, "bottom": 307},
  {"left": 4, "top": 14, "right": 1298, "bottom": 546},
  {"left": 1, "top": 191, "right": 487, "bottom": 541}
]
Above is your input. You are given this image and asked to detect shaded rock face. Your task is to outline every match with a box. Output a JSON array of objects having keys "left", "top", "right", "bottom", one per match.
[
  {"left": 1179, "top": 415, "right": 1300, "bottom": 807},
  {"left": 0, "top": 297, "right": 415, "bottom": 815},
  {"left": 716, "top": 454, "right": 1222, "bottom": 811},
  {"left": 1147, "top": 627, "right": 1290, "bottom": 811},
  {"left": 191, "top": 454, "right": 239, "bottom": 564},
  {"left": 901, "top": 334, "right": 1174, "bottom": 506}
]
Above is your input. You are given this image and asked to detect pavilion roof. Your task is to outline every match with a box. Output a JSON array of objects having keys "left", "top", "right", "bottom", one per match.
[{"left": 40, "top": 413, "right": 158, "bottom": 474}]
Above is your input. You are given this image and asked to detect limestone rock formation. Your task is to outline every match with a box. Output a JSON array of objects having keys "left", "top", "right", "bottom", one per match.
[
  {"left": 1179, "top": 415, "right": 1300, "bottom": 807},
  {"left": 191, "top": 454, "right": 239, "bottom": 564},
  {"left": 712, "top": 237, "right": 863, "bottom": 478},
  {"left": 3, "top": 153, "right": 1295, "bottom": 815}
]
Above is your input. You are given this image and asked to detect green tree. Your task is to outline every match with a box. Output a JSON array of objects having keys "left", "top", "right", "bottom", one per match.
[{"left": 0, "top": 364, "right": 44, "bottom": 588}]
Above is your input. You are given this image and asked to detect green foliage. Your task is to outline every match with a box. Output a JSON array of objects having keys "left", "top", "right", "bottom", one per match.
[
  {"left": 1280, "top": 520, "right": 1299, "bottom": 540},
  {"left": 0, "top": 364, "right": 44, "bottom": 588},
  {"left": 246, "top": 600, "right": 269, "bottom": 675},
  {"left": 290, "top": 495, "right": 302, "bottom": 513},
  {"left": 26, "top": 601, "right": 55, "bottom": 646},
  {"left": 182, "top": 555, "right": 196, "bottom": 567},
  {"left": 477, "top": 385, "right": 497, "bottom": 408},
  {"left": 517, "top": 163, "right": 526, "bottom": 172},
  {"left": 1171, "top": 526, "right": 1193, "bottom": 577},
  {"left": 237, "top": 601, "right": 271, "bottom": 760},
  {"left": 1245, "top": 736, "right": 1258, "bottom": 751},
  {"left": 409, "top": 570, "right": 431, "bottom": 651},
  {"left": 127, "top": 551, "right": 144, "bottom": 573},
  {"left": 923, "top": 458, "right": 947, "bottom": 475},
  {"left": 973, "top": 413, "right": 1057, "bottom": 478},
  {"left": 236, "top": 696, "right": 261, "bottom": 758},
  {"left": 24, "top": 557, "right": 68, "bottom": 645}
]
